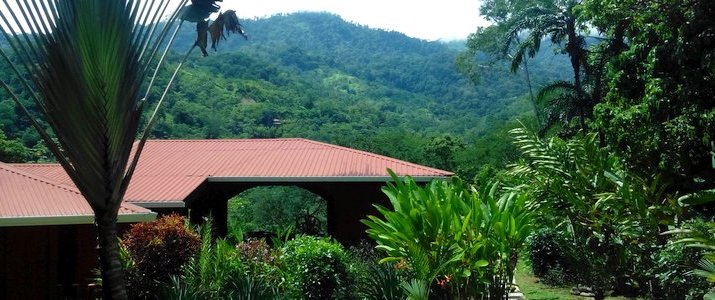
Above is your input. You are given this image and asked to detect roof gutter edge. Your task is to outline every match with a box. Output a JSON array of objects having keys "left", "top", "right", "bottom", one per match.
[
  {"left": 206, "top": 176, "right": 449, "bottom": 183},
  {"left": 130, "top": 201, "right": 186, "bottom": 208},
  {"left": 0, "top": 212, "right": 157, "bottom": 227}
]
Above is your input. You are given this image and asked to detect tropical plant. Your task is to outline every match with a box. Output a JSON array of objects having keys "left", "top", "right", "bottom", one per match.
[
  {"left": 362, "top": 171, "right": 480, "bottom": 295},
  {"left": 502, "top": 0, "right": 591, "bottom": 130},
  {"left": 358, "top": 263, "right": 406, "bottom": 300},
  {"left": 461, "top": 0, "right": 554, "bottom": 129},
  {"left": 0, "top": 1, "right": 244, "bottom": 297},
  {"left": 182, "top": 223, "right": 240, "bottom": 296},
  {"left": 402, "top": 279, "right": 430, "bottom": 300},
  {"left": 474, "top": 181, "right": 533, "bottom": 297},
  {"left": 649, "top": 238, "right": 711, "bottom": 299},
  {"left": 509, "top": 126, "right": 684, "bottom": 297},
  {"left": 363, "top": 170, "right": 532, "bottom": 298},
  {"left": 657, "top": 144, "right": 715, "bottom": 298}
]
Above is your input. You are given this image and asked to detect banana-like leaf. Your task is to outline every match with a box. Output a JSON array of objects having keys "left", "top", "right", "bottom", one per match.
[{"left": 678, "top": 189, "right": 715, "bottom": 207}]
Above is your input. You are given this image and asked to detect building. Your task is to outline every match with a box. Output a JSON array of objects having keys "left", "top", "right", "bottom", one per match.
[{"left": 2, "top": 138, "right": 452, "bottom": 298}]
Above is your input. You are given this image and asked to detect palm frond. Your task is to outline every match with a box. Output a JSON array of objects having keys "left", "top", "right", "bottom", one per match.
[{"left": 0, "top": 0, "right": 187, "bottom": 210}]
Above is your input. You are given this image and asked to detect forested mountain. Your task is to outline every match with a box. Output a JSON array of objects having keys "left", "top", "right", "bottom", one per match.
[{"left": 0, "top": 12, "right": 571, "bottom": 178}]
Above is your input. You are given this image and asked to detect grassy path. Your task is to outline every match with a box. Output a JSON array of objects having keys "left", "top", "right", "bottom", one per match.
[{"left": 514, "top": 263, "right": 634, "bottom": 300}]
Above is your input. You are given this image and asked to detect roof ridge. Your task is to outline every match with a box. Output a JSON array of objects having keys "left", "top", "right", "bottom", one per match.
[
  {"left": 0, "top": 163, "right": 81, "bottom": 196},
  {"left": 300, "top": 139, "right": 453, "bottom": 175}
]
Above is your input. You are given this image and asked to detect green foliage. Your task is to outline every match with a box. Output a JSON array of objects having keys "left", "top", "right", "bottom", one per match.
[
  {"left": 464, "top": 0, "right": 592, "bottom": 134},
  {"left": 279, "top": 235, "right": 358, "bottom": 299},
  {"left": 121, "top": 214, "right": 201, "bottom": 298},
  {"left": 228, "top": 186, "right": 326, "bottom": 235},
  {"left": 526, "top": 228, "right": 572, "bottom": 286},
  {"left": 510, "top": 126, "right": 689, "bottom": 296},
  {"left": 401, "top": 279, "right": 430, "bottom": 300},
  {"left": 363, "top": 172, "right": 481, "bottom": 283},
  {"left": 362, "top": 170, "right": 533, "bottom": 298},
  {"left": 358, "top": 263, "right": 406, "bottom": 300},
  {"left": 183, "top": 224, "right": 241, "bottom": 295},
  {"left": 0, "top": 128, "right": 31, "bottom": 162},
  {"left": 649, "top": 238, "right": 711, "bottom": 299},
  {"left": 586, "top": 0, "right": 715, "bottom": 187},
  {"left": 180, "top": 223, "right": 279, "bottom": 298}
]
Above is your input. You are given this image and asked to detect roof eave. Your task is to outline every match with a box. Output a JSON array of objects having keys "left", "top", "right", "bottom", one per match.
[
  {"left": 129, "top": 201, "right": 186, "bottom": 208},
  {"left": 0, "top": 212, "right": 157, "bottom": 227},
  {"left": 206, "top": 175, "right": 450, "bottom": 183}
]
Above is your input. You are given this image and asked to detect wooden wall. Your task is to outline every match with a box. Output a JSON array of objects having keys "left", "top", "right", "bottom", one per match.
[{"left": 0, "top": 224, "right": 129, "bottom": 299}]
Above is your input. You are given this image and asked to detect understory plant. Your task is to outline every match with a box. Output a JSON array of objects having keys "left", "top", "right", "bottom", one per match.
[
  {"left": 172, "top": 223, "right": 279, "bottom": 299},
  {"left": 279, "top": 235, "right": 359, "bottom": 299},
  {"left": 526, "top": 228, "right": 572, "bottom": 286},
  {"left": 508, "top": 127, "right": 694, "bottom": 298},
  {"left": 362, "top": 169, "right": 532, "bottom": 298},
  {"left": 121, "top": 214, "right": 200, "bottom": 298}
]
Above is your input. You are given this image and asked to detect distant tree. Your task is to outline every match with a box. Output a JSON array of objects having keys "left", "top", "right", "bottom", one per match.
[
  {"left": 0, "top": 129, "right": 30, "bottom": 163},
  {"left": 423, "top": 134, "right": 467, "bottom": 171},
  {"left": 461, "top": 0, "right": 553, "bottom": 130}
]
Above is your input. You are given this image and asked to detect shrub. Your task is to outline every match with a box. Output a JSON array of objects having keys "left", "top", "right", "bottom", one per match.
[
  {"left": 527, "top": 227, "right": 572, "bottom": 284},
  {"left": 349, "top": 242, "right": 406, "bottom": 300},
  {"left": 651, "top": 222, "right": 713, "bottom": 299},
  {"left": 280, "top": 235, "right": 358, "bottom": 299},
  {"left": 121, "top": 214, "right": 201, "bottom": 298},
  {"left": 359, "top": 263, "right": 406, "bottom": 300},
  {"left": 235, "top": 238, "right": 281, "bottom": 284}
]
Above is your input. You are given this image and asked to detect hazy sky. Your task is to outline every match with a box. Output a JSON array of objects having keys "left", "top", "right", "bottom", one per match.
[
  {"left": 213, "top": 0, "right": 489, "bottom": 41},
  {"left": 0, "top": 1, "right": 488, "bottom": 41}
]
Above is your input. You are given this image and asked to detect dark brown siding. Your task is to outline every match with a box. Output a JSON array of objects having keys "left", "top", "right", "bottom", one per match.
[{"left": 0, "top": 224, "right": 131, "bottom": 299}]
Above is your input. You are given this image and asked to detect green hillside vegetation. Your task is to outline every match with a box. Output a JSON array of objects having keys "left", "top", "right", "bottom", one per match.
[{"left": 1, "top": 12, "right": 571, "bottom": 180}]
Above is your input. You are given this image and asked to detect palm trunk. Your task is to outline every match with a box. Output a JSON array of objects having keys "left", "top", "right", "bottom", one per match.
[
  {"left": 513, "top": 35, "right": 541, "bottom": 131},
  {"left": 523, "top": 59, "right": 542, "bottom": 130},
  {"left": 96, "top": 209, "right": 128, "bottom": 300},
  {"left": 566, "top": 16, "right": 586, "bottom": 131}
]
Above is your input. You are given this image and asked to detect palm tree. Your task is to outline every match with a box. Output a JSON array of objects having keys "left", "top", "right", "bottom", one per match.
[
  {"left": 0, "top": 1, "right": 243, "bottom": 298},
  {"left": 501, "top": 0, "right": 590, "bottom": 131}
]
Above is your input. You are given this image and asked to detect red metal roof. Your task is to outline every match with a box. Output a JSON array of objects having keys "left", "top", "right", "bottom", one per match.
[
  {"left": 13, "top": 138, "right": 453, "bottom": 205},
  {"left": 0, "top": 162, "right": 156, "bottom": 226}
]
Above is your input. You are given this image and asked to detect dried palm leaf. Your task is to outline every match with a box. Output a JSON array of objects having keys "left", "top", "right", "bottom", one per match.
[
  {"left": 196, "top": 20, "right": 209, "bottom": 56},
  {"left": 209, "top": 10, "right": 248, "bottom": 51}
]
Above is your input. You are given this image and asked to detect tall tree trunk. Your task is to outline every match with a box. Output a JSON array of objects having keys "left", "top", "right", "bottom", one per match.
[
  {"left": 566, "top": 15, "right": 586, "bottom": 131},
  {"left": 523, "top": 59, "right": 542, "bottom": 130},
  {"left": 96, "top": 209, "right": 128, "bottom": 300},
  {"left": 515, "top": 36, "right": 542, "bottom": 131}
]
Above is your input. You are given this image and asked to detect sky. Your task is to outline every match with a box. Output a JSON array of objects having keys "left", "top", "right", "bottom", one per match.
[
  {"left": 0, "top": 1, "right": 489, "bottom": 41},
  {"left": 210, "top": 0, "right": 489, "bottom": 41}
]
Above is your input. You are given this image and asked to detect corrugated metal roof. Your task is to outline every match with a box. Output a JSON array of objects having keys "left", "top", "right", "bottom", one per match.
[
  {"left": 13, "top": 138, "right": 453, "bottom": 206},
  {"left": 0, "top": 162, "right": 156, "bottom": 226}
]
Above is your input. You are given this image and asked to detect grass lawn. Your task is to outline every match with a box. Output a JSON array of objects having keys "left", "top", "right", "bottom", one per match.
[{"left": 514, "top": 262, "right": 635, "bottom": 300}]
